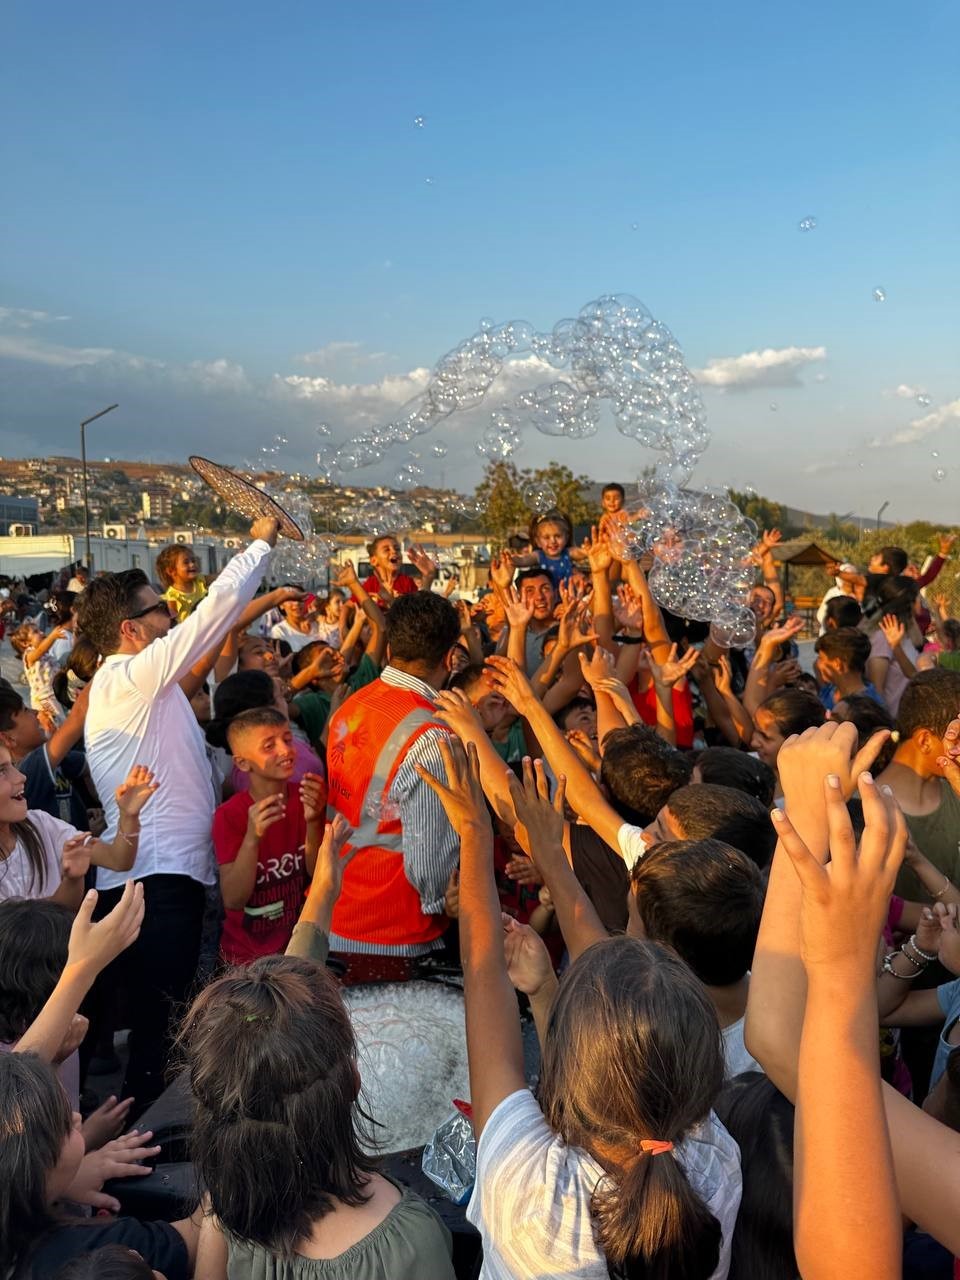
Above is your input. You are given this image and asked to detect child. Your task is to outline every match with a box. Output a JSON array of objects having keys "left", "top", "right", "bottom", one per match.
[
  {"left": 360, "top": 535, "right": 436, "bottom": 606},
  {"left": 512, "top": 510, "right": 587, "bottom": 588},
  {"left": 0, "top": 686, "right": 91, "bottom": 829},
  {"left": 155, "top": 545, "right": 207, "bottom": 623},
  {"left": 814, "top": 627, "right": 884, "bottom": 710},
  {"left": 52, "top": 637, "right": 99, "bottom": 714},
  {"left": 212, "top": 707, "right": 326, "bottom": 965},
  {"left": 11, "top": 622, "right": 70, "bottom": 726},
  {"left": 750, "top": 688, "right": 825, "bottom": 779},
  {"left": 628, "top": 838, "right": 765, "bottom": 1076},
  {"left": 206, "top": 670, "right": 325, "bottom": 793},
  {"left": 419, "top": 741, "right": 741, "bottom": 1279},
  {"left": 180, "top": 955, "right": 456, "bottom": 1278},
  {"left": 0, "top": 744, "right": 158, "bottom": 905}
]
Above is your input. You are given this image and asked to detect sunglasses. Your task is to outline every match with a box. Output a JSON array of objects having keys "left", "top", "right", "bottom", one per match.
[{"left": 126, "top": 601, "right": 170, "bottom": 622}]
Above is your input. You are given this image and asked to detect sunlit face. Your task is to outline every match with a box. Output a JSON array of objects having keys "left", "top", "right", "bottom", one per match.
[
  {"left": 239, "top": 636, "right": 279, "bottom": 674},
  {"left": 232, "top": 723, "right": 296, "bottom": 779},
  {"left": 126, "top": 588, "right": 174, "bottom": 643},
  {"left": 449, "top": 643, "right": 471, "bottom": 676},
  {"left": 0, "top": 746, "right": 27, "bottom": 824},
  {"left": 4, "top": 705, "right": 46, "bottom": 753},
  {"left": 815, "top": 650, "right": 840, "bottom": 684},
  {"left": 468, "top": 674, "right": 510, "bottom": 730},
  {"left": 601, "top": 488, "right": 624, "bottom": 513},
  {"left": 281, "top": 597, "right": 305, "bottom": 622},
  {"left": 370, "top": 537, "right": 402, "bottom": 577},
  {"left": 563, "top": 703, "right": 598, "bottom": 738},
  {"left": 325, "top": 590, "right": 344, "bottom": 622},
  {"left": 869, "top": 553, "right": 887, "bottom": 574},
  {"left": 751, "top": 708, "right": 786, "bottom": 769},
  {"left": 535, "top": 521, "right": 567, "bottom": 558},
  {"left": 519, "top": 574, "right": 556, "bottom": 621},
  {"left": 748, "top": 587, "right": 775, "bottom": 624},
  {"left": 175, "top": 551, "right": 200, "bottom": 582}
]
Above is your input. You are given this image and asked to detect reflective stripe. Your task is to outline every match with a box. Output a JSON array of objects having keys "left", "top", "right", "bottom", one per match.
[{"left": 348, "top": 706, "right": 439, "bottom": 848}]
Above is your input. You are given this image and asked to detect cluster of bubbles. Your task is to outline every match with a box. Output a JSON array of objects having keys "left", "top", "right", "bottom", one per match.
[
  {"left": 798, "top": 216, "right": 818, "bottom": 232},
  {"left": 319, "top": 293, "right": 764, "bottom": 640},
  {"left": 335, "top": 497, "right": 419, "bottom": 538},
  {"left": 916, "top": 392, "right": 933, "bottom": 409},
  {"left": 873, "top": 287, "right": 886, "bottom": 303},
  {"left": 258, "top": 434, "right": 288, "bottom": 460},
  {"left": 269, "top": 491, "right": 338, "bottom": 584},
  {"left": 522, "top": 480, "right": 557, "bottom": 513}
]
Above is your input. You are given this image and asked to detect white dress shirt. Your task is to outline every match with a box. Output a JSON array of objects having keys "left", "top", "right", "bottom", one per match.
[{"left": 86, "top": 539, "right": 273, "bottom": 891}]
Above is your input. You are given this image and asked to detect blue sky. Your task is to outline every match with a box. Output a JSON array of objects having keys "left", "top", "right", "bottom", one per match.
[{"left": 2, "top": 0, "right": 958, "bottom": 521}]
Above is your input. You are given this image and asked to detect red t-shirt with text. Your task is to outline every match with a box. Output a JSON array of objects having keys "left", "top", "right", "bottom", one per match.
[{"left": 212, "top": 783, "right": 311, "bottom": 965}]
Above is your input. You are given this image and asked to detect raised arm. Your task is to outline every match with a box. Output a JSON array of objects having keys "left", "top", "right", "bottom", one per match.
[
  {"left": 622, "top": 558, "right": 671, "bottom": 662},
  {"left": 415, "top": 738, "right": 525, "bottom": 1135},
  {"left": 755, "top": 529, "right": 785, "bottom": 620}
]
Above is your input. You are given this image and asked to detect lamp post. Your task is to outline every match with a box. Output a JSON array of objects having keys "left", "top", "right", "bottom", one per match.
[
  {"left": 80, "top": 404, "right": 118, "bottom": 570},
  {"left": 876, "top": 500, "right": 890, "bottom": 533}
]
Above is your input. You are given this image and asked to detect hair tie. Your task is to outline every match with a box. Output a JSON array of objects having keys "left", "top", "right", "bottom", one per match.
[
  {"left": 640, "top": 1139, "right": 674, "bottom": 1156},
  {"left": 890, "top": 730, "right": 900, "bottom": 744}
]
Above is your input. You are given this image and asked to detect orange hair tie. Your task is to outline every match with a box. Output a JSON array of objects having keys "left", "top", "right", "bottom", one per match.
[{"left": 640, "top": 1139, "right": 674, "bottom": 1156}]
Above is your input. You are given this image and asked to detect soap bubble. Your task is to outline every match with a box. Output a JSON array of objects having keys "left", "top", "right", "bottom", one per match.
[
  {"left": 931, "top": 450, "right": 940, "bottom": 459},
  {"left": 798, "top": 216, "right": 817, "bottom": 232},
  {"left": 933, "top": 468, "right": 947, "bottom": 482},
  {"left": 873, "top": 287, "right": 886, "bottom": 303},
  {"left": 413, "top": 115, "right": 425, "bottom": 128},
  {"left": 431, "top": 441, "right": 448, "bottom": 459},
  {"left": 425, "top": 176, "right": 436, "bottom": 186},
  {"left": 522, "top": 481, "right": 557, "bottom": 513},
  {"left": 769, "top": 402, "right": 778, "bottom": 412},
  {"left": 710, "top": 606, "right": 758, "bottom": 649},
  {"left": 916, "top": 393, "right": 933, "bottom": 408},
  {"left": 316, "top": 422, "right": 332, "bottom": 437}
]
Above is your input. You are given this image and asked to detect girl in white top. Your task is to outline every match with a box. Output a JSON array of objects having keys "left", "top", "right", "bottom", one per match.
[
  {"left": 11, "top": 622, "right": 69, "bottom": 727},
  {"left": 0, "top": 744, "right": 159, "bottom": 906},
  {"left": 418, "top": 741, "right": 742, "bottom": 1280}
]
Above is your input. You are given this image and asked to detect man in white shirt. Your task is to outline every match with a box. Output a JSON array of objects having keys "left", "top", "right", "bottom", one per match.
[{"left": 76, "top": 517, "right": 277, "bottom": 1106}]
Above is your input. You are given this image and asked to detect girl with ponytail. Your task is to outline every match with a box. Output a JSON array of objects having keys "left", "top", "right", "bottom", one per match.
[{"left": 416, "top": 738, "right": 742, "bottom": 1280}]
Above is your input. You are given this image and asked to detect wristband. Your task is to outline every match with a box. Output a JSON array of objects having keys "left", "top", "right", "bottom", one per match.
[{"left": 882, "top": 952, "right": 919, "bottom": 980}]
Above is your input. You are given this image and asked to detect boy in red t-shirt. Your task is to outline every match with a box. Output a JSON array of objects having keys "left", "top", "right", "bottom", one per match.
[{"left": 212, "top": 707, "right": 326, "bottom": 965}]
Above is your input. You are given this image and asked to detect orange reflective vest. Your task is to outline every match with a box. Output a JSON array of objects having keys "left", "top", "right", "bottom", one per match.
[{"left": 326, "top": 679, "right": 447, "bottom": 949}]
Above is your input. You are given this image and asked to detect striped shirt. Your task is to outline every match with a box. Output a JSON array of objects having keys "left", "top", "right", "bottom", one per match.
[
  {"left": 467, "top": 1089, "right": 742, "bottom": 1280},
  {"left": 327, "top": 665, "right": 457, "bottom": 956}
]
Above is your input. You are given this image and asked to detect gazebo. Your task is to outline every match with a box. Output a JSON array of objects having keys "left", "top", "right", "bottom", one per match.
[{"left": 769, "top": 539, "right": 841, "bottom": 624}]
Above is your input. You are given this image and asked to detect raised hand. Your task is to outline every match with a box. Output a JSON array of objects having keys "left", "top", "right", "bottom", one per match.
[
  {"left": 115, "top": 765, "right": 159, "bottom": 818},
  {"left": 484, "top": 655, "right": 537, "bottom": 713},
  {"left": 414, "top": 735, "right": 491, "bottom": 834},
  {"left": 714, "top": 653, "right": 735, "bottom": 696},
  {"left": 274, "top": 585, "right": 309, "bottom": 606},
  {"left": 333, "top": 562, "right": 360, "bottom": 590},
  {"left": 565, "top": 729, "right": 601, "bottom": 772},
  {"left": 556, "top": 599, "right": 596, "bottom": 651},
  {"left": 502, "top": 912, "right": 554, "bottom": 995},
  {"left": 613, "top": 582, "right": 645, "bottom": 633},
  {"left": 759, "top": 528, "right": 783, "bottom": 555},
  {"left": 250, "top": 516, "right": 280, "bottom": 547},
  {"left": 773, "top": 770, "right": 906, "bottom": 974},
  {"left": 66, "top": 880, "right": 145, "bottom": 980},
  {"left": 434, "top": 687, "right": 486, "bottom": 739},
  {"left": 408, "top": 543, "right": 438, "bottom": 576},
  {"left": 501, "top": 583, "right": 534, "bottom": 630},
  {"left": 505, "top": 757, "right": 566, "bottom": 866},
  {"left": 490, "top": 551, "right": 516, "bottom": 592},
  {"left": 299, "top": 772, "right": 328, "bottom": 824},
  {"left": 934, "top": 902, "right": 960, "bottom": 977},
  {"left": 646, "top": 642, "right": 698, "bottom": 688},
  {"left": 60, "top": 834, "right": 93, "bottom": 883},
  {"left": 247, "top": 792, "right": 286, "bottom": 840},
  {"left": 577, "top": 645, "right": 616, "bottom": 690},
  {"left": 81, "top": 1094, "right": 135, "bottom": 1151},
  {"left": 308, "top": 813, "right": 357, "bottom": 903},
  {"left": 879, "top": 614, "right": 905, "bottom": 651},
  {"left": 504, "top": 852, "right": 542, "bottom": 885},
  {"left": 938, "top": 532, "right": 957, "bottom": 558},
  {"left": 582, "top": 525, "right": 614, "bottom": 574},
  {"left": 760, "top": 614, "right": 804, "bottom": 649}
]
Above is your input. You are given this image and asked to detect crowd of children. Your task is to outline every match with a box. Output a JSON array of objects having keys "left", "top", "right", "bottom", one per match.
[{"left": 0, "top": 499, "right": 959, "bottom": 1279}]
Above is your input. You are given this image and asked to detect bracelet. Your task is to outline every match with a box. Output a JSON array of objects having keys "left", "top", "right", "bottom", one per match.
[
  {"left": 118, "top": 828, "right": 141, "bottom": 844},
  {"left": 935, "top": 876, "right": 953, "bottom": 901},
  {"left": 898, "top": 945, "right": 926, "bottom": 970},
  {"left": 882, "top": 952, "right": 919, "bottom": 980},
  {"left": 907, "top": 934, "right": 938, "bottom": 964}
]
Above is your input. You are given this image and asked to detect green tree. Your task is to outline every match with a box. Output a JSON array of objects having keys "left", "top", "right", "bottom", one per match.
[{"left": 472, "top": 460, "right": 596, "bottom": 545}]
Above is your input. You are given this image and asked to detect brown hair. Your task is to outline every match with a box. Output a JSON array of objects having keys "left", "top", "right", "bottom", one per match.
[
  {"left": 539, "top": 937, "right": 724, "bottom": 1278},
  {"left": 179, "top": 955, "right": 379, "bottom": 1255},
  {"left": 154, "top": 544, "right": 193, "bottom": 587}
]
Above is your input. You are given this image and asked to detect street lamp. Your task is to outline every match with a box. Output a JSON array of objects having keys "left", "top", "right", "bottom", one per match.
[
  {"left": 876, "top": 500, "right": 890, "bottom": 533},
  {"left": 80, "top": 404, "right": 118, "bottom": 569}
]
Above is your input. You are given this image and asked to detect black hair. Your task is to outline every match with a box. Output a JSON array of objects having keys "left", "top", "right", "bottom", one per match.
[
  {"left": 514, "top": 567, "right": 555, "bottom": 592},
  {"left": 292, "top": 640, "right": 334, "bottom": 675},
  {"left": 814, "top": 626, "right": 872, "bottom": 674},
  {"left": 713, "top": 1073, "right": 796, "bottom": 1280},
  {"left": 74, "top": 569, "right": 150, "bottom": 656},
  {"left": 48, "top": 590, "right": 77, "bottom": 621},
  {"left": 830, "top": 695, "right": 897, "bottom": 773},
  {"left": 665, "top": 784, "right": 776, "bottom": 869},
  {"left": 226, "top": 706, "right": 289, "bottom": 753},
  {"left": 0, "top": 899, "right": 71, "bottom": 1040},
  {"left": 384, "top": 592, "right": 460, "bottom": 669},
  {"left": 897, "top": 668, "right": 960, "bottom": 740},
  {"left": 756, "top": 689, "right": 825, "bottom": 739},
  {"left": 206, "top": 670, "right": 276, "bottom": 750},
  {"left": 557, "top": 696, "right": 597, "bottom": 730},
  {"left": 824, "top": 595, "right": 862, "bottom": 629},
  {"left": 876, "top": 546, "right": 909, "bottom": 575},
  {"left": 873, "top": 574, "right": 919, "bottom": 624},
  {"left": 631, "top": 839, "right": 764, "bottom": 986},
  {"left": 602, "top": 483, "right": 626, "bottom": 499},
  {"left": 693, "top": 748, "right": 776, "bottom": 807},
  {"left": 447, "top": 663, "right": 487, "bottom": 696},
  {"left": 600, "top": 725, "right": 692, "bottom": 826},
  {"left": 53, "top": 636, "right": 100, "bottom": 710},
  {"left": 53, "top": 1246, "right": 157, "bottom": 1280},
  {"left": 0, "top": 686, "right": 25, "bottom": 733}
]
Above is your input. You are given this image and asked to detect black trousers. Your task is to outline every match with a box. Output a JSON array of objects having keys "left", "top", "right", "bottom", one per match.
[{"left": 92, "top": 874, "right": 206, "bottom": 1112}]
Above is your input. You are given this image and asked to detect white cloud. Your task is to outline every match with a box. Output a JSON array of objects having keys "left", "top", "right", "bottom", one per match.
[
  {"left": 884, "top": 383, "right": 923, "bottom": 400},
  {"left": 295, "top": 340, "right": 390, "bottom": 370},
  {"left": 0, "top": 333, "right": 137, "bottom": 368},
  {"left": 0, "top": 306, "right": 69, "bottom": 330},
  {"left": 695, "top": 345, "right": 826, "bottom": 390},
  {"left": 871, "top": 399, "right": 960, "bottom": 448}
]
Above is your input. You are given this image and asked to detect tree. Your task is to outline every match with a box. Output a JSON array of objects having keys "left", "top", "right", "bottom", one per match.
[{"left": 472, "top": 460, "right": 596, "bottom": 545}]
